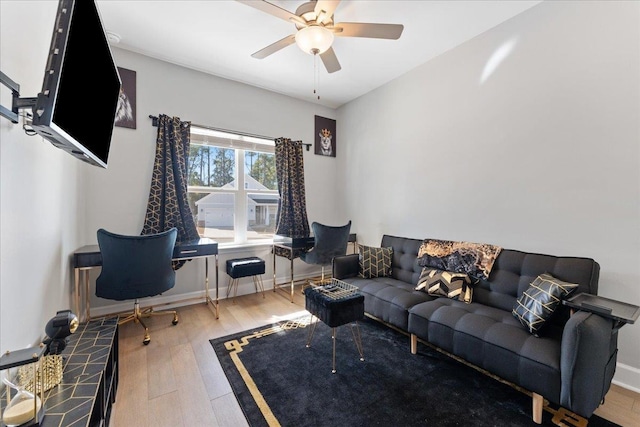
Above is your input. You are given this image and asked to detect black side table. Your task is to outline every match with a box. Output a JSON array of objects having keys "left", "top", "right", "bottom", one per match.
[
  {"left": 304, "top": 280, "right": 365, "bottom": 373},
  {"left": 563, "top": 292, "right": 640, "bottom": 331}
]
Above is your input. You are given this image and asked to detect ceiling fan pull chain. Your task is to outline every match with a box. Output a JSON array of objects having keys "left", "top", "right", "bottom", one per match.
[{"left": 313, "top": 52, "right": 320, "bottom": 100}]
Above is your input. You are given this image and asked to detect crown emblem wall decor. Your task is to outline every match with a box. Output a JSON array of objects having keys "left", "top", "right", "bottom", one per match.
[{"left": 315, "top": 115, "right": 336, "bottom": 158}]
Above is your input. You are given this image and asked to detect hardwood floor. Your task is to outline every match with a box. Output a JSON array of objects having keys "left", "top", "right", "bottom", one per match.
[{"left": 110, "top": 290, "right": 640, "bottom": 427}]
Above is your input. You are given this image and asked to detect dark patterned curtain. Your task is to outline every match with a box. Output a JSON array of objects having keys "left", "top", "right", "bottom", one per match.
[
  {"left": 274, "top": 137, "right": 310, "bottom": 259},
  {"left": 141, "top": 114, "right": 199, "bottom": 269}
]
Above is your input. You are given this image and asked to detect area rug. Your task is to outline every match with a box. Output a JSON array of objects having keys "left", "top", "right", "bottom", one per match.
[{"left": 210, "top": 316, "right": 619, "bottom": 427}]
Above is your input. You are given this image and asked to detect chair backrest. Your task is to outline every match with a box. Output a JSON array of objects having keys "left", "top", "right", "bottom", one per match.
[
  {"left": 96, "top": 228, "right": 178, "bottom": 301},
  {"left": 306, "top": 221, "right": 352, "bottom": 265}
]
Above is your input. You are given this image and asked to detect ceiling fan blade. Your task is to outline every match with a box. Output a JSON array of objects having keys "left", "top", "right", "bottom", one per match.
[
  {"left": 236, "top": 0, "right": 306, "bottom": 26},
  {"left": 314, "top": 0, "right": 340, "bottom": 24},
  {"left": 251, "top": 34, "right": 296, "bottom": 59},
  {"left": 320, "top": 47, "right": 341, "bottom": 73},
  {"left": 334, "top": 22, "right": 404, "bottom": 40}
]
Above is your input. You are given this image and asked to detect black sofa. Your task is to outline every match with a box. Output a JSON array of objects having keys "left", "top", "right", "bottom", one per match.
[{"left": 332, "top": 235, "right": 618, "bottom": 423}]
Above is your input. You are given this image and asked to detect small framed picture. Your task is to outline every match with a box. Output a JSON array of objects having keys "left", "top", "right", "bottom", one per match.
[
  {"left": 314, "top": 115, "right": 336, "bottom": 157},
  {"left": 115, "top": 67, "right": 136, "bottom": 129}
]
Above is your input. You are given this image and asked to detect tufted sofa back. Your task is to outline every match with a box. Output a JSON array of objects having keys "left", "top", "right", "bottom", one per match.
[
  {"left": 380, "top": 235, "right": 600, "bottom": 324},
  {"left": 380, "top": 235, "right": 424, "bottom": 285},
  {"left": 474, "top": 249, "right": 600, "bottom": 325}
]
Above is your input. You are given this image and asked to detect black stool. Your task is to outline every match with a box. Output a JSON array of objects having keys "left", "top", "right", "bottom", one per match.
[
  {"left": 226, "top": 257, "right": 266, "bottom": 303},
  {"left": 304, "top": 285, "right": 365, "bottom": 373}
]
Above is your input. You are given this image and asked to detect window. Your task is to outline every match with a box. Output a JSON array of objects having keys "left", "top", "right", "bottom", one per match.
[{"left": 187, "top": 126, "right": 278, "bottom": 245}]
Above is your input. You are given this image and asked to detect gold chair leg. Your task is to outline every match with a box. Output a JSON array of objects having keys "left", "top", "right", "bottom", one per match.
[{"left": 120, "top": 300, "right": 179, "bottom": 345}]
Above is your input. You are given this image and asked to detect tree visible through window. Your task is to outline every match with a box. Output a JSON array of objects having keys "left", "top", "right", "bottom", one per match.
[{"left": 187, "top": 127, "right": 278, "bottom": 245}]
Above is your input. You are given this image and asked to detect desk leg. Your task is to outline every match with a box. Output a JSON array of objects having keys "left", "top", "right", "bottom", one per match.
[
  {"left": 74, "top": 268, "right": 80, "bottom": 322},
  {"left": 215, "top": 254, "right": 219, "bottom": 319},
  {"left": 83, "top": 269, "right": 91, "bottom": 322},
  {"left": 204, "top": 256, "right": 220, "bottom": 320},
  {"left": 290, "top": 255, "right": 294, "bottom": 303},
  {"left": 273, "top": 245, "right": 276, "bottom": 292}
]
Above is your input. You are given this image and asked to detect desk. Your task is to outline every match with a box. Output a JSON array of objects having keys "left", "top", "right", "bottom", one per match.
[
  {"left": 272, "top": 233, "right": 356, "bottom": 302},
  {"left": 73, "top": 238, "right": 219, "bottom": 322}
]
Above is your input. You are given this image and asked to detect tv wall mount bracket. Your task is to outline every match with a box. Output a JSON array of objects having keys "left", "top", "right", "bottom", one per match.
[{"left": 0, "top": 71, "right": 37, "bottom": 124}]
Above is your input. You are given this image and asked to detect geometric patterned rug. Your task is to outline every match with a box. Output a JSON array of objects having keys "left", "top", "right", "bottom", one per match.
[{"left": 211, "top": 316, "right": 619, "bottom": 427}]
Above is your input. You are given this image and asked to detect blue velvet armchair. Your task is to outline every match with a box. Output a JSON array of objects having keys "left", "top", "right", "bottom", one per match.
[{"left": 96, "top": 227, "right": 179, "bottom": 345}]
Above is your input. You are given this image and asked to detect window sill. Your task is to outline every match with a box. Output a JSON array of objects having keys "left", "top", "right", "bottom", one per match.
[{"left": 216, "top": 240, "right": 275, "bottom": 254}]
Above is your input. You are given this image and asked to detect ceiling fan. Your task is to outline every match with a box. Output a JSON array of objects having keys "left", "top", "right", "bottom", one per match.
[{"left": 237, "top": 0, "right": 404, "bottom": 73}]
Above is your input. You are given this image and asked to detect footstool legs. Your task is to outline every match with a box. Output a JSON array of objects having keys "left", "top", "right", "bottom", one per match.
[
  {"left": 332, "top": 327, "right": 337, "bottom": 373},
  {"left": 252, "top": 275, "right": 265, "bottom": 298},
  {"left": 305, "top": 315, "right": 365, "bottom": 373},
  {"left": 306, "top": 314, "right": 319, "bottom": 348},
  {"left": 350, "top": 322, "right": 365, "bottom": 362}
]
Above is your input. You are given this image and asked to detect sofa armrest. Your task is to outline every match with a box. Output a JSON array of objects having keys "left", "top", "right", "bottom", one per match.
[
  {"left": 332, "top": 254, "right": 359, "bottom": 279},
  {"left": 560, "top": 310, "right": 618, "bottom": 417}
]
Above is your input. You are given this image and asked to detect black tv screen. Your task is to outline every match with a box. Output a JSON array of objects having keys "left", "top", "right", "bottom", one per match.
[{"left": 31, "top": 0, "right": 121, "bottom": 168}]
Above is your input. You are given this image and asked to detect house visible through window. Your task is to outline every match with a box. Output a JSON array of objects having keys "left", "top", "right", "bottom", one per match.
[{"left": 187, "top": 126, "right": 278, "bottom": 245}]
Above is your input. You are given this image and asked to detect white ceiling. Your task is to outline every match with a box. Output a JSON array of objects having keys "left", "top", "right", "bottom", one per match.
[{"left": 97, "top": 0, "right": 542, "bottom": 109}]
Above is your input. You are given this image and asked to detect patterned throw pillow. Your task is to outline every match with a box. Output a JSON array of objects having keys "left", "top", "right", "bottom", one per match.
[
  {"left": 358, "top": 245, "right": 393, "bottom": 278},
  {"left": 512, "top": 273, "right": 579, "bottom": 336},
  {"left": 415, "top": 268, "right": 473, "bottom": 303}
]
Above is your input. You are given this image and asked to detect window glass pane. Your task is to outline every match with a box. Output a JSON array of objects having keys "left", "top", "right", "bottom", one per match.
[
  {"left": 245, "top": 151, "right": 277, "bottom": 190},
  {"left": 189, "top": 191, "right": 235, "bottom": 244},
  {"left": 247, "top": 193, "right": 278, "bottom": 242},
  {"left": 188, "top": 144, "right": 236, "bottom": 188}
]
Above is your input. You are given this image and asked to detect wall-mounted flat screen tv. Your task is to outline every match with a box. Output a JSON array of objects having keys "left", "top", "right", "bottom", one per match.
[{"left": 31, "top": 0, "right": 121, "bottom": 168}]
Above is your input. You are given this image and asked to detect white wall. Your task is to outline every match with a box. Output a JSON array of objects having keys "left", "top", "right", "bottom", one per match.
[
  {"left": 0, "top": 1, "right": 85, "bottom": 353},
  {"left": 337, "top": 0, "right": 640, "bottom": 390},
  {"left": 83, "top": 48, "right": 343, "bottom": 313},
  {"left": 0, "top": 3, "right": 343, "bottom": 352}
]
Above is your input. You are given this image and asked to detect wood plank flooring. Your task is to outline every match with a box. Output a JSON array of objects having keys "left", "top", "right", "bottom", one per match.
[{"left": 110, "top": 290, "right": 640, "bottom": 427}]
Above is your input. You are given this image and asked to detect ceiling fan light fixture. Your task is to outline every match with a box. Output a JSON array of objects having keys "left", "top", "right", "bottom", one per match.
[{"left": 295, "top": 25, "right": 334, "bottom": 55}]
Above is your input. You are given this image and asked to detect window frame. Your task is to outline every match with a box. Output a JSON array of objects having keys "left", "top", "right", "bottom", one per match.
[{"left": 188, "top": 126, "right": 278, "bottom": 246}]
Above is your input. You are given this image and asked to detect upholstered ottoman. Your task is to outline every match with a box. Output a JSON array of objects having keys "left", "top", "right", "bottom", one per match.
[
  {"left": 226, "top": 257, "right": 265, "bottom": 302},
  {"left": 304, "top": 283, "right": 365, "bottom": 373}
]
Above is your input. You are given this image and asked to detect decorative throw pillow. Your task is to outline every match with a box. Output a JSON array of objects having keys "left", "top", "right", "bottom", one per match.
[
  {"left": 358, "top": 245, "right": 393, "bottom": 278},
  {"left": 417, "top": 239, "right": 502, "bottom": 281},
  {"left": 512, "top": 273, "right": 579, "bottom": 335},
  {"left": 415, "top": 268, "right": 473, "bottom": 303}
]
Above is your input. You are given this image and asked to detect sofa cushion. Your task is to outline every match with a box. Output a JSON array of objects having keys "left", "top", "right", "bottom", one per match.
[
  {"left": 512, "top": 273, "right": 579, "bottom": 336},
  {"left": 344, "top": 276, "right": 433, "bottom": 330},
  {"left": 358, "top": 244, "right": 393, "bottom": 278},
  {"left": 415, "top": 268, "right": 473, "bottom": 303},
  {"left": 408, "top": 298, "right": 564, "bottom": 401}
]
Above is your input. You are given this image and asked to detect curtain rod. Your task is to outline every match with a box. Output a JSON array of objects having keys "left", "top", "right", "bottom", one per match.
[{"left": 148, "top": 115, "right": 312, "bottom": 151}]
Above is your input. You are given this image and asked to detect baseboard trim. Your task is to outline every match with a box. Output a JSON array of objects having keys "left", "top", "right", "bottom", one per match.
[
  {"left": 88, "top": 273, "right": 321, "bottom": 318},
  {"left": 89, "top": 290, "right": 207, "bottom": 318},
  {"left": 612, "top": 362, "right": 640, "bottom": 393}
]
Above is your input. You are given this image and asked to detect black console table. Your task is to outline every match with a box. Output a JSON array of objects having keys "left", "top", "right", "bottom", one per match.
[
  {"left": 41, "top": 317, "right": 118, "bottom": 427},
  {"left": 563, "top": 292, "right": 640, "bottom": 331}
]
